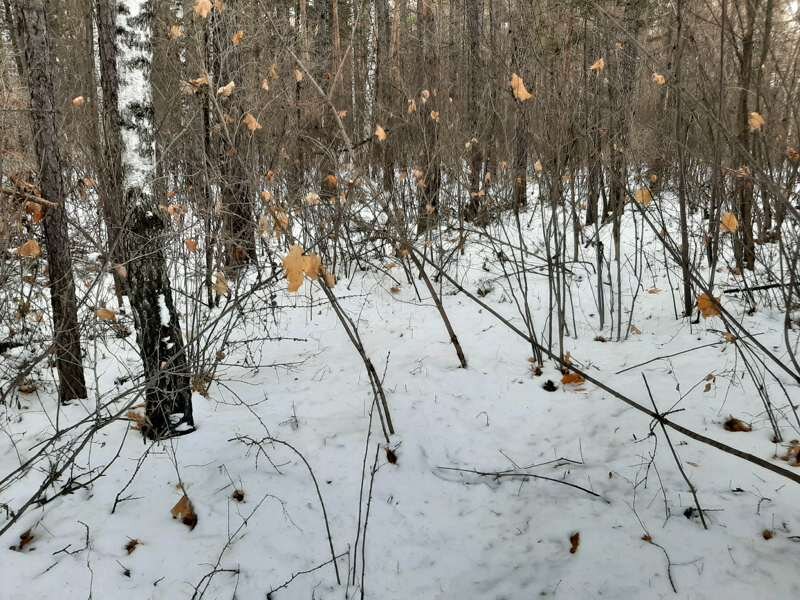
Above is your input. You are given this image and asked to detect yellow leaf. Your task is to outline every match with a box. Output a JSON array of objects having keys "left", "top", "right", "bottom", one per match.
[
  {"left": 243, "top": 112, "right": 262, "bottom": 133},
  {"left": 71, "top": 96, "right": 86, "bottom": 108},
  {"left": 590, "top": 57, "right": 605, "bottom": 73},
  {"left": 375, "top": 125, "right": 388, "bottom": 141},
  {"left": 720, "top": 211, "right": 738, "bottom": 233},
  {"left": 697, "top": 293, "right": 721, "bottom": 318},
  {"left": 194, "top": 0, "right": 212, "bottom": 18},
  {"left": 214, "top": 271, "right": 229, "bottom": 296},
  {"left": 533, "top": 159, "right": 543, "bottom": 173},
  {"left": 269, "top": 63, "right": 279, "bottom": 80},
  {"left": 231, "top": 30, "right": 245, "bottom": 45},
  {"left": 652, "top": 72, "right": 666, "bottom": 85},
  {"left": 216, "top": 81, "right": 235, "bottom": 97},
  {"left": 293, "top": 68, "right": 304, "bottom": 82},
  {"left": 304, "top": 192, "right": 320, "bottom": 205},
  {"left": 168, "top": 24, "right": 184, "bottom": 40},
  {"left": 170, "top": 494, "right": 198, "bottom": 530},
  {"left": 510, "top": 73, "right": 533, "bottom": 102},
  {"left": 96, "top": 308, "right": 117, "bottom": 322},
  {"left": 18, "top": 239, "right": 41, "bottom": 258},
  {"left": 185, "top": 239, "right": 198, "bottom": 252},
  {"left": 420, "top": 89, "right": 431, "bottom": 104},
  {"left": 748, "top": 112, "right": 765, "bottom": 131},
  {"left": 407, "top": 98, "right": 417, "bottom": 113},
  {"left": 634, "top": 187, "right": 652, "bottom": 206},
  {"left": 260, "top": 78, "right": 269, "bottom": 91},
  {"left": 282, "top": 245, "right": 322, "bottom": 292},
  {"left": 430, "top": 111, "right": 440, "bottom": 122}
]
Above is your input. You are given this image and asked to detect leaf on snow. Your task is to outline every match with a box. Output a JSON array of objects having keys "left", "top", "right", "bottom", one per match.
[
  {"left": 561, "top": 372, "right": 585, "bottom": 385},
  {"left": 171, "top": 494, "right": 198, "bottom": 530},
  {"left": 697, "top": 293, "right": 721, "bottom": 318},
  {"left": 569, "top": 532, "right": 580, "bottom": 554},
  {"left": 723, "top": 416, "right": 752, "bottom": 432}
]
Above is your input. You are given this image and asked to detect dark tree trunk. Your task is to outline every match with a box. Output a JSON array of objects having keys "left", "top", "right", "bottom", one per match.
[
  {"left": 734, "top": 4, "right": 756, "bottom": 272},
  {"left": 94, "top": 0, "right": 127, "bottom": 306},
  {"left": 16, "top": 0, "right": 87, "bottom": 402},
  {"left": 375, "top": 0, "right": 395, "bottom": 192},
  {"left": 465, "top": 0, "right": 483, "bottom": 221},
  {"left": 125, "top": 196, "right": 194, "bottom": 436},
  {"left": 417, "top": 0, "right": 441, "bottom": 234},
  {"left": 211, "top": 7, "right": 256, "bottom": 270}
]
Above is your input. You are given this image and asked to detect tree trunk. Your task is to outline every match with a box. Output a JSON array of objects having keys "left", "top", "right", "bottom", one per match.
[
  {"left": 417, "top": 0, "right": 440, "bottom": 234},
  {"left": 465, "top": 0, "right": 483, "bottom": 221},
  {"left": 94, "top": 0, "right": 127, "bottom": 306},
  {"left": 117, "top": 0, "right": 193, "bottom": 437},
  {"left": 15, "top": 0, "right": 87, "bottom": 402},
  {"left": 734, "top": 4, "right": 756, "bottom": 272}
]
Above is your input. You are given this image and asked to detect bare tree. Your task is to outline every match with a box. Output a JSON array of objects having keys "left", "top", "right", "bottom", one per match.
[{"left": 15, "top": 0, "right": 86, "bottom": 401}]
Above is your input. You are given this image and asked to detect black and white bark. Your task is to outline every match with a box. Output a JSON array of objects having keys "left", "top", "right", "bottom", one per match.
[{"left": 117, "top": 0, "right": 193, "bottom": 437}]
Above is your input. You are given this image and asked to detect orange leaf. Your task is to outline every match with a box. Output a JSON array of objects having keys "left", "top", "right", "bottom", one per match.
[
  {"left": 589, "top": 57, "right": 605, "bottom": 73},
  {"left": 634, "top": 187, "right": 652, "bottom": 206},
  {"left": 243, "top": 112, "right": 262, "bottom": 133},
  {"left": 510, "top": 73, "right": 533, "bottom": 102},
  {"left": 720, "top": 212, "right": 738, "bottom": 233},
  {"left": 170, "top": 494, "right": 198, "bottom": 530},
  {"left": 697, "top": 293, "right": 721, "bottom": 318},
  {"left": 18, "top": 239, "right": 41, "bottom": 258},
  {"left": 375, "top": 125, "right": 388, "bottom": 141},
  {"left": 561, "top": 372, "right": 585, "bottom": 385},
  {"left": 194, "top": 0, "right": 212, "bottom": 17},
  {"left": 25, "top": 201, "right": 44, "bottom": 224},
  {"left": 185, "top": 239, "right": 198, "bottom": 252},
  {"left": 231, "top": 30, "right": 245, "bottom": 45},
  {"left": 282, "top": 245, "right": 322, "bottom": 292},
  {"left": 95, "top": 308, "right": 117, "bottom": 322}
]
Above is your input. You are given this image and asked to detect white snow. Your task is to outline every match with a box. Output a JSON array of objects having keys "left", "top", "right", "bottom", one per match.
[
  {"left": 157, "top": 294, "right": 170, "bottom": 327},
  {"left": 2, "top": 207, "right": 800, "bottom": 599}
]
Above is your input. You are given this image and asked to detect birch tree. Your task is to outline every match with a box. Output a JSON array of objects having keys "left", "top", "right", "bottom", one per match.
[{"left": 116, "top": 0, "right": 193, "bottom": 437}]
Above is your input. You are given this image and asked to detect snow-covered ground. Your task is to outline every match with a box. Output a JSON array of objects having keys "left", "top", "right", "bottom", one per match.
[{"left": 3, "top": 208, "right": 800, "bottom": 599}]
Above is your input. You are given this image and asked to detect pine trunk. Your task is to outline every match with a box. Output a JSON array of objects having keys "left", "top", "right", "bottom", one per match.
[{"left": 16, "top": 0, "right": 87, "bottom": 402}]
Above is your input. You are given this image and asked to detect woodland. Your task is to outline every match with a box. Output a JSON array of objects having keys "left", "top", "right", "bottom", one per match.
[{"left": 2, "top": 0, "right": 800, "bottom": 598}]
